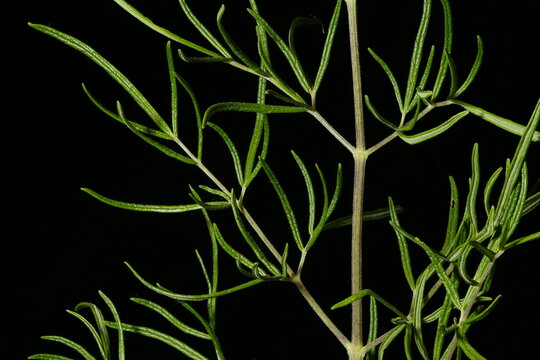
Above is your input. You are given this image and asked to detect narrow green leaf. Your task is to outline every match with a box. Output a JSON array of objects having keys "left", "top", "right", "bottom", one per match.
[
  {"left": 466, "top": 144, "right": 481, "bottom": 231},
  {"left": 390, "top": 222, "right": 462, "bottom": 310},
  {"left": 202, "top": 102, "right": 307, "bottom": 128},
  {"left": 244, "top": 77, "right": 268, "bottom": 187},
  {"left": 366, "top": 296, "right": 378, "bottom": 360},
  {"left": 462, "top": 294, "right": 502, "bottom": 326},
  {"left": 177, "top": 0, "right": 230, "bottom": 58},
  {"left": 166, "top": 42, "right": 179, "bottom": 136},
  {"left": 305, "top": 164, "right": 342, "bottom": 251},
  {"left": 398, "top": 110, "right": 468, "bottom": 144},
  {"left": 313, "top": 0, "right": 343, "bottom": 95},
  {"left": 212, "top": 224, "right": 259, "bottom": 272},
  {"left": 116, "top": 101, "right": 195, "bottom": 164},
  {"left": 458, "top": 240, "right": 479, "bottom": 286},
  {"left": 508, "top": 164, "right": 529, "bottom": 236},
  {"left": 82, "top": 188, "right": 209, "bottom": 213},
  {"left": 504, "top": 231, "right": 540, "bottom": 250},
  {"left": 432, "top": 286, "right": 455, "bottom": 360},
  {"left": 281, "top": 243, "right": 290, "bottom": 278},
  {"left": 29, "top": 23, "right": 172, "bottom": 134},
  {"left": 98, "top": 291, "right": 124, "bottom": 360},
  {"left": 229, "top": 192, "right": 281, "bottom": 275},
  {"left": 523, "top": 190, "right": 540, "bottom": 216},
  {"left": 404, "top": 0, "right": 432, "bottom": 108},
  {"left": 40, "top": 336, "right": 96, "bottom": 360},
  {"left": 443, "top": 50, "right": 458, "bottom": 98},
  {"left": 65, "top": 310, "right": 107, "bottom": 360},
  {"left": 431, "top": 0, "right": 453, "bottom": 100},
  {"left": 367, "top": 48, "right": 404, "bottom": 112},
  {"left": 378, "top": 325, "right": 406, "bottom": 360},
  {"left": 322, "top": 205, "right": 404, "bottom": 230},
  {"left": 206, "top": 122, "right": 244, "bottom": 186},
  {"left": 125, "top": 262, "right": 263, "bottom": 301},
  {"left": 29, "top": 355, "right": 76, "bottom": 360},
  {"left": 291, "top": 151, "right": 316, "bottom": 235},
  {"left": 177, "top": 48, "right": 230, "bottom": 63},
  {"left": 418, "top": 45, "right": 436, "bottom": 93},
  {"left": 454, "top": 36, "right": 484, "bottom": 98},
  {"left": 173, "top": 72, "right": 204, "bottom": 158},
  {"left": 105, "top": 321, "right": 208, "bottom": 360},
  {"left": 483, "top": 167, "right": 503, "bottom": 216},
  {"left": 495, "top": 98, "right": 540, "bottom": 224},
  {"left": 261, "top": 159, "right": 304, "bottom": 250},
  {"left": 450, "top": 100, "right": 540, "bottom": 141},
  {"left": 365, "top": 95, "right": 398, "bottom": 130},
  {"left": 248, "top": 9, "right": 312, "bottom": 93},
  {"left": 131, "top": 298, "right": 211, "bottom": 340},
  {"left": 411, "top": 269, "right": 432, "bottom": 360},
  {"left": 440, "top": 176, "right": 460, "bottom": 256},
  {"left": 403, "top": 325, "right": 414, "bottom": 360},
  {"left": 110, "top": 0, "right": 220, "bottom": 57},
  {"left": 216, "top": 5, "right": 264, "bottom": 74},
  {"left": 288, "top": 16, "right": 323, "bottom": 56},
  {"left": 457, "top": 329, "right": 488, "bottom": 360},
  {"left": 74, "top": 303, "right": 110, "bottom": 359},
  {"left": 331, "top": 289, "right": 406, "bottom": 319},
  {"left": 389, "top": 197, "right": 415, "bottom": 291},
  {"left": 81, "top": 84, "right": 172, "bottom": 140}
]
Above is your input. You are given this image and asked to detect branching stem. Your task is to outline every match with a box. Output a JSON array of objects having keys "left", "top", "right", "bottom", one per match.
[{"left": 346, "top": 0, "right": 367, "bottom": 358}]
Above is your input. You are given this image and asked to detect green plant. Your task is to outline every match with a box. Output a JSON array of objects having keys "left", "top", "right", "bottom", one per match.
[{"left": 28, "top": 0, "right": 539, "bottom": 359}]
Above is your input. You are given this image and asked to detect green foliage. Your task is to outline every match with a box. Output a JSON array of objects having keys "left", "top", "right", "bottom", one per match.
[{"left": 29, "top": 0, "right": 538, "bottom": 359}]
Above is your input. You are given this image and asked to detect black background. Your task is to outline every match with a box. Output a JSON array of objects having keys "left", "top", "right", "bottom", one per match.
[{"left": 7, "top": 0, "right": 540, "bottom": 359}]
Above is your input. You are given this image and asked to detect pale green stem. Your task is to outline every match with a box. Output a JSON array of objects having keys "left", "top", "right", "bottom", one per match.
[{"left": 345, "top": 0, "right": 367, "bottom": 358}]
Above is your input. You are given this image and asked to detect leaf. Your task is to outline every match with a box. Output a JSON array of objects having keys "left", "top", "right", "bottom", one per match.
[
  {"left": 390, "top": 222, "right": 463, "bottom": 310},
  {"left": 202, "top": 102, "right": 308, "bottom": 128},
  {"left": 366, "top": 296, "right": 378, "bottom": 360},
  {"left": 367, "top": 48, "right": 403, "bottom": 112},
  {"left": 176, "top": 0, "right": 231, "bottom": 57},
  {"left": 29, "top": 23, "right": 173, "bottom": 134},
  {"left": 74, "top": 302, "right": 110, "bottom": 359},
  {"left": 291, "top": 151, "right": 316, "bottom": 235},
  {"left": 105, "top": 321, "right": 208, "bottom": 360},
  {"left": 206, "top": 122, "right": 244, "bottom": 186},
  {"left": 29, "top": 355, "right": 76, "bottom": 360},
  {"left": 260, "top": 159, "right": 304, "bottom": 250},
  {"left": 39, "top": 336, "right": 97, "bottom": 360},
  {"left": 483, "top": 167, "right": 503, "bottom": 215},
  {"left": 131, "top": 298, "right": 211, "bottom": 339},
  {"left": 81, "top": 188, "right": 214, "bottom": 213},
  {"left": 365, "top": 95, "right": 398, "bottom": 130},
  {"left": 244, "top": 77, "right": 268, "bottom": 188},
  {"left": 378, "top": 325, "right": 406, "bottom": 360},
  {"left": 98, "top": 291, "right": 125, "bottom": 360},
  {"left": 305, "top": 164, "right": 342, "bottom": 252},
  {"left": 216, "top": 5, "right": 264, "bottom": 74},
  {"left": 504, "top": 231, "right": 540, "bottom": 250},
  {"left": 431, "top": 0, "right": 453, "bottom": 100},
  {"left": 404, "top": 0, "right": 432, "bottom": 109},
  {"left": 81, "top": 84, "right": 172, "bottom": 140},
  {"left": 116, "top": 101, "right": 196, "bottom": 164},
  {"left": 440, "top": 176, "right": 460, "bottom": 256},
  {"left": 432, "top": 287, "right": 455, "bottom": 360},
  {"left": 322, "top": 205, "right": 405, "bottom": 230},
  {"left": 212, "top": 224, "right": 259, "bottom": 272},
  {"left": 248, "top": 9, "right": 312, "bottom": 93},
  {"left": 462, "top": 294, "right": 502, "bottom": 326},
  {"left": 465, "top": 144, "right": 481, "bottom": 231},
  {"left": 111, "top": 0, "right": 221, "bottom": 57},
  {"left": 331, "top": 289, "right": 406, "bottom": 320},
  {"left": 454, "top": 36, "right": 484, "bottom": 98},
  {"left": 65, "top": 310, "right": 108, "bottom": 360},
  {"left": 125, "top": 262, "right": 263, "bottom": 301},
  {"left": 388, "top": 197, "right": 415, "bottom": 291},
  {"left": 288, "top": 15, "right": 323, "bottom": 56},
  {"left": 450, "top": 100, "right": 540, "bottom": 141},
  {"left": 523, "top": 190, "right": 540, "bottom": 216},
  {"left": 166, "top": 42, "right": 179, "bottom": 136},
  {"left": 457, "top": 329, "right": 488, "bottom": 360},
  {"left": 313, "top": 0, "right": 343, "bottom": 95},
  {"left": 443, "top": 50, "right": 458, "bottom": 99},
  {"left": 398, "top": 110, "right": 469, "bottom": 144},
  {"left": 173, "top": 72, "right": 204, "bottom": 158}
]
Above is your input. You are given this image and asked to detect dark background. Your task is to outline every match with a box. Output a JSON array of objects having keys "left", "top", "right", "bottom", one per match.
[{"left": 7, "top": 0, "right": 539, "bottom": 359}]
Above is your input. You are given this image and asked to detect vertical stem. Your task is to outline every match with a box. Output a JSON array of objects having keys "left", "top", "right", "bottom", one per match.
[{"left": 345, "top": 0, "right": 367, "bottom": 358}]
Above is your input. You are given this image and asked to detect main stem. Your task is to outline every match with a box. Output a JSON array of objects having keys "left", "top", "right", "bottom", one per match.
[{"left": 345, "top": 0, "right": 367, "bottom": 358}]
